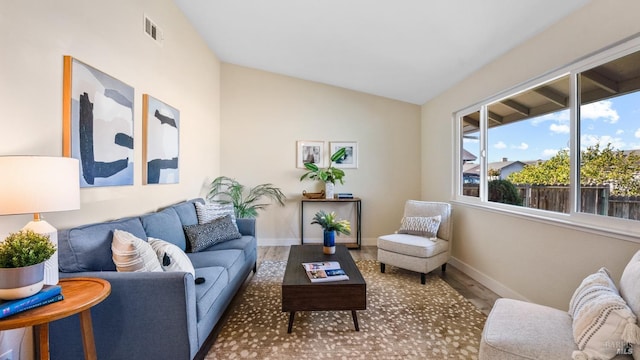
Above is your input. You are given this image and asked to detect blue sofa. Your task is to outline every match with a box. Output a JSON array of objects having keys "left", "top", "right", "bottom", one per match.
[{"left": 49, "top": 198, "right": 257, "bottom": 360}]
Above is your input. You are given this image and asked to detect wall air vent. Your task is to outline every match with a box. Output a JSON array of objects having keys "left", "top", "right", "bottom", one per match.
[{"left": 144, "top": 15, "right": 163, "bottom": 46}]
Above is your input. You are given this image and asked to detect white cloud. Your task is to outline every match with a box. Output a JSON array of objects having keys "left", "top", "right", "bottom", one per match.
[
  {"left": 616, "top": 129, "right": 625, "bottom": 135},
  {"left": 533, "top": 109, "right": 569, "bottom": 125},
  {"left": 580, "top": 100, "right": 620, "bottom": 124},
  {"left": 512, "top": 142, "right": 529, "bottom": 150},
  {"left": 494, "top": 141, "right": 507, "bottom": 149},
  {"left": 549, "top": 123, "right": 570, "bottom": 134},
  {"left": 635, "top": 128, "right": 640, "bottom": 138},
  {"left": 580, "top": 134, "right": 625, "bottom": 149},
  {"left": 542, "top": 149, "right": 560, "bottom": 158}
]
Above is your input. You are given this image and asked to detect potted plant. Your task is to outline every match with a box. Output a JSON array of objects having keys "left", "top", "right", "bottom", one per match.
[
  {"left": 300, "top": 147, "right": 347, "bottom": 199},
  {"left": 0, "top": 229, "right": 56, "bottom": 300},
  {"left": 207, "top": 176, "right": 287, "bottom": 218},
  {"left": 311, "top": 210, "right": 351, "bottom": 254}
]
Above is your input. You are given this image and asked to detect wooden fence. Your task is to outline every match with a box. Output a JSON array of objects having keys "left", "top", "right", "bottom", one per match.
[{"left": 462, "top": 184, "right": 640, "bottom": 220}]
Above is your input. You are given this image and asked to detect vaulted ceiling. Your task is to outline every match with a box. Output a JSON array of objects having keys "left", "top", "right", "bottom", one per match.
[{"left": 174, "top": 0, "right": 592, "bottom": 105}]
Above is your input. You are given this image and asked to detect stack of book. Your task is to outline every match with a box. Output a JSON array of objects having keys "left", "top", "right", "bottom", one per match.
[
  {"left": 336, "top": 193, "right": 354, "bottom": 199},
  {"left": 302, "top": 261, "right": 350, "bottom": 282},
  {"left": 0, "top": 285, "right": 63, "bottom": 319}
]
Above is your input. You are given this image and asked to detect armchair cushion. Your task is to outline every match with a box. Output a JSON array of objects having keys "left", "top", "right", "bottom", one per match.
[
  {"left": 378, "top": 233, "right": 448, "bottom": 258},
  {"left": 398, "top": 215, "right": 441, "bottom": 239}
]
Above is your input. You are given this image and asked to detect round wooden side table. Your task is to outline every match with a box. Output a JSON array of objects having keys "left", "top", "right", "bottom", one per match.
[{"left": 0, "top": 277, "right": 111, "bottom": 360}]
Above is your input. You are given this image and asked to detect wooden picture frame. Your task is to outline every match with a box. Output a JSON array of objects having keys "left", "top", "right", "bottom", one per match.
[
  {"left": 142, "top": 94, "right": 180, "bottom": 185},
  {"left": 330, "top": 141, "right": 358, "bottom": 169},
  {"left": 297, "top": 141, "right": 325, "bottom": 168},
  {"left": 62, "top": 56, "right": 134, "bottom": 187}
]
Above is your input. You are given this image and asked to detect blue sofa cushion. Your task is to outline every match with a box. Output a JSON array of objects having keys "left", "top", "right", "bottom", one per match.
[
  {"left": 194, "top": 266, "right": 228, "bottom": 321},
  {"left": 140, "top": 207, "right": 187, "bottom": 250},
  {"left": 58, "top": 217, "right": 146, "bottom": 272},
  {"left": 188, "top": 249, "right": 244, "bottom": 280},
  {"left": 203, "top": 236, "right": 257, "bottom": 261},
  {"left": 170, "top": 199, "right": 203, "bottom": 227}
]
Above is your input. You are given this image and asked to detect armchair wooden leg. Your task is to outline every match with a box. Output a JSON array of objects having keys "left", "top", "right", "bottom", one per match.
[
  {"left": 380, "top": 263, "right": 385, "bottom": 273},
  {"left": 441, "top": 263, "right": 447, "bottom": 272},
  {"left": 421, "top": 273, "right": 426, "bottom": 284}
]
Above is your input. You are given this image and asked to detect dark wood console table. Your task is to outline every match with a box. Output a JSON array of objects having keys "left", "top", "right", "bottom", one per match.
[{"left": 300, "top": 197, "right": 361, "bottom": 249}]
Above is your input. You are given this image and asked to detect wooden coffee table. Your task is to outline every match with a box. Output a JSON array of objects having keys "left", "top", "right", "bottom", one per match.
[{"left": 282, "top": 245, "right": 366, "bottom": 333}]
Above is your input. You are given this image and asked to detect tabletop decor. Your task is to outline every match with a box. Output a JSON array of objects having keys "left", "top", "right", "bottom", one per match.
[
  {"left": 300, "top": 147, "right": 347, "bottom": 199},
  {"left": 0, "top": 230, "right": 56, "bottom": 300},
  {"left": 310, "top": 210, "right": 351, "bottom": 254}
]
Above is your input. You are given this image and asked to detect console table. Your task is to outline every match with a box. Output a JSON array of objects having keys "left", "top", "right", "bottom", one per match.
[{"left": 300, "top": 197, "right": 361, "bottom": 249}]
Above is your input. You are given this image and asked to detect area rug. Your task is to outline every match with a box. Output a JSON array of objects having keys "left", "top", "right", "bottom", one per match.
[{"left": 206, "top": 260, "right": 487, "bottom": 359}]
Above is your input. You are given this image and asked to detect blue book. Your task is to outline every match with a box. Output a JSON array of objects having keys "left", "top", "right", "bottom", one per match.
[{"left": 0, "top": 285, "right": 62, "bottom": 319}]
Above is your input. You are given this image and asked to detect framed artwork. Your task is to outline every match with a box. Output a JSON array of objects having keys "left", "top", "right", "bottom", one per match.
[
  {"left": 62, "top": 56, "right": 135, "bottom": 187},
  {"left": 142, "top": 94, "right": 180, "bottom": 184},
  {"left": 330, "top": 141, "right": 358, "bottom": 169},
  {"left": 297, "top": 141, "right": 325, "bottom": 168}
]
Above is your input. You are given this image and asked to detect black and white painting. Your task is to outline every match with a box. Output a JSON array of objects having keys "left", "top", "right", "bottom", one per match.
[
  {"left": 63, "top": 56, "right": 134, "bottom": 187},
  {"left": 297, "top": 141, "right": 325, "bottom": 168},
  {"left": 330, "top": 141, "right": 358, "bottom": 169},
  {"left": 143, "top": 95, "right": 179, "bottom": 184}
]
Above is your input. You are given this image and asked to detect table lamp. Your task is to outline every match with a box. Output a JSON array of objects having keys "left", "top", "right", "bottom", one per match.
[{"left": 0, "top": 156, "right": 80, "bottom": 285}]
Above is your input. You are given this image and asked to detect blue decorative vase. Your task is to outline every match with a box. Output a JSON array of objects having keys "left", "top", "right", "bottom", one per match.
[{"left": 323, "top": 230, "right": 336, "bottom": 254}]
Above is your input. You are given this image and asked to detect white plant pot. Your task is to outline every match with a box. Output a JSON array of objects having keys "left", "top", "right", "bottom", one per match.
[
  {"left": 0, "top": 262, "right": 45, "bottom": 300},
  {"left": 325, "top": 182, "right": 335, "bottom": 199}
]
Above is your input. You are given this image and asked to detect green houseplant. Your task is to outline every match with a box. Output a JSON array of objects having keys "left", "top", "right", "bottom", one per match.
[
  {"left": 207, "top": 176, "right": 287, "bottom": 218},
  {"left": 300, "top": 147, "right": 347, "bottom": 199},
  {"left": 0, "top": 229, "right": 57, "bottom": 300},
  {"left": 311, "top": 210, "right": 351, "bottom": 254}
]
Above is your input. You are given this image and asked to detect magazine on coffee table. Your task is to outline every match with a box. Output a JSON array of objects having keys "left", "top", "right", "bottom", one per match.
[
  {"left": 306, "top": 268, "right": 350, "bottom": 282},
  {"left": 302, "top": 261, "right": 341, "bottom": 272}
]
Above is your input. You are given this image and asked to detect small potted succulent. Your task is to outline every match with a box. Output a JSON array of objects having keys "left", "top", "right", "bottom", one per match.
[
  {"left": 0, "top": 229, "right": 56, "bottom": 300},
  {"left": 300, "top": 147, "right": 347, "bottom": 199},
  {"left": 311, "top": 210, "right": 351, "bottom": 254}
]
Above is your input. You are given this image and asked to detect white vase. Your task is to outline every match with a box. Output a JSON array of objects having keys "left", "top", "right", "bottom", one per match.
[{"left": 325, "top": 182, "right": 335, "bottom": 199}]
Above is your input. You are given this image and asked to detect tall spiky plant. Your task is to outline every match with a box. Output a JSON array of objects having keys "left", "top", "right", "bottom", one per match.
[{"left": 207, "top": 176, "right": 286, "bottom": 218}]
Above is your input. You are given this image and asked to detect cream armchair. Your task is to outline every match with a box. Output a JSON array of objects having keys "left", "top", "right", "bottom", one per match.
[{"left": 377, "top": 200, "right": 452, "bottom": 284}]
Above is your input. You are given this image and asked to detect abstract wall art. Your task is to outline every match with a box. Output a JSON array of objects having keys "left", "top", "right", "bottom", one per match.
[
  {"left": 63, "top": 56, "right": 135, "bottom": 187},
  {"left": 142, "top": 94, "right": 180, "bottom": 184}
]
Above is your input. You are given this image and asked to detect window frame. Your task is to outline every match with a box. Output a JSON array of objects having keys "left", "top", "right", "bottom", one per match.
[{"left": 453, "top": 34, "right": 640, "bottom": 242}]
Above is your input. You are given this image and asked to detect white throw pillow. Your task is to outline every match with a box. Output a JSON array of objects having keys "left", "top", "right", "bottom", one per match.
[
  {"left": 111, "top": 229, "right": 163, "bottom": 272},
  {"left": 398, "top": 215, "right": 441, "bottom": 239},
  {"left": 195, "top": 202, "right": 238, "bottom": 229},
  {"left": 569, "top": 267, "right": 640, "bottom": 360},
  {"left": 148, "top": 237, "right": 196, "bottom": 278}
]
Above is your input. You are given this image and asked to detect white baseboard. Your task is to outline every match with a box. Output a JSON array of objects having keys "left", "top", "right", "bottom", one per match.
[{"left": 449, "top": 256, "right": 530, "bottom": 302}]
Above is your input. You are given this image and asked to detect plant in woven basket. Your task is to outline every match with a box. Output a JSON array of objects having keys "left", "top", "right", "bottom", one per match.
[{"left": 0, "top": 229, "right": 56, "bottom": 268}]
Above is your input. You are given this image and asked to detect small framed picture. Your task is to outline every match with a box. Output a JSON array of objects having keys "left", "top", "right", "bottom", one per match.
[
  {"left": 330, "top": 141, "right": 358, "bottom": 169},
  {"left": 297, "top": 141, "right": 325, "bottom": 168}
]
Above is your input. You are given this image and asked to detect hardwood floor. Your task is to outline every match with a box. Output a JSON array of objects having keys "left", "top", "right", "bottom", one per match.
[{"left": 257, "top": 245, "right": 500, "bottom": 316}]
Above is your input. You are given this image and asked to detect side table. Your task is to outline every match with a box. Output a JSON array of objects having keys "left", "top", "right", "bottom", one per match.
[{"left": 0, "top": 277, "right": 111, "bottom": 360}]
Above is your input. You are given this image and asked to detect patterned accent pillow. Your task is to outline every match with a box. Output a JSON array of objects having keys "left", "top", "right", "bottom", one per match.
[
  {"left": 148, "top": 238, "right": 196, "bottom": 278},
  {"left": 183, "top": 214, "right": 242, "bottom": 252},
  {"left": 398, "top": 215, "right": 441, "bottom": 239},
  {"left": 195, "top": 202, "right": 238, "bottom": 230},
  {"left": 568, "top": 267, "right": 640, "bottom": 360},
  {"left": 111, "top": 229, "right": 163, "bottom": 272}
]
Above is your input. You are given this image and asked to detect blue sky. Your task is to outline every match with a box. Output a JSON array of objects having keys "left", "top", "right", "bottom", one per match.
[{"left": 483, "top": 92, "right": 640, "bottom": 163}]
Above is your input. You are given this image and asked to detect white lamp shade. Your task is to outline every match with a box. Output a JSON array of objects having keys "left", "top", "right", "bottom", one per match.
[{"left": 0, "top": 156, "right": 80, "bottom": 215}]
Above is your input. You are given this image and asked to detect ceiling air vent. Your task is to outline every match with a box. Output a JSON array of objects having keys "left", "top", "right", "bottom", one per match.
[{"left": 144, "top": 15, "right": 163, "bottom": 46}]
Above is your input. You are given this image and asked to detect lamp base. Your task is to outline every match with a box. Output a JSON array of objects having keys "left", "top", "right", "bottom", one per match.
[{"left": 22, "top": 219, "right": 59, "bottom": 286}]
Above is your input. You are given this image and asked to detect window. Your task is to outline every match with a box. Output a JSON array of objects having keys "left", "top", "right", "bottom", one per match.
[{"left": 455, "top": 36, "right": 640, "bottom": 236}]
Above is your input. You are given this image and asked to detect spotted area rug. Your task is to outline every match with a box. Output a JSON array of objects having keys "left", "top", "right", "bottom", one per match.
[{"left": 206, "top": 260, "right": 486, "bottom": 359}]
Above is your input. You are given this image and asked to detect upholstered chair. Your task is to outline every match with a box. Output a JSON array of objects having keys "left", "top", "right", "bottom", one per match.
[{"left": 377, "top": 200, "right": 452, "bottom": 284}]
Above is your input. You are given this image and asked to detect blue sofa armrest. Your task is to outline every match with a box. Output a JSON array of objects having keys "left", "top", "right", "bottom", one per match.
[
  {"left": 50, "top": 271, "right": 198, "bottom": 360},
  {"left": 236, "top": 218, "right": 256, "bottom": 237}
]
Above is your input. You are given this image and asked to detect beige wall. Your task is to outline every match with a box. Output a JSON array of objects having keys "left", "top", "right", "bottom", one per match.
[
  {"left": 0, "top": 1, "right": 220, "bottom": 358},
  {"left": 422, "top": 0, "right": 640, "bottom": 309},
  {"left": 221, "top": 64, "right": 421, "bottom": 245}
]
